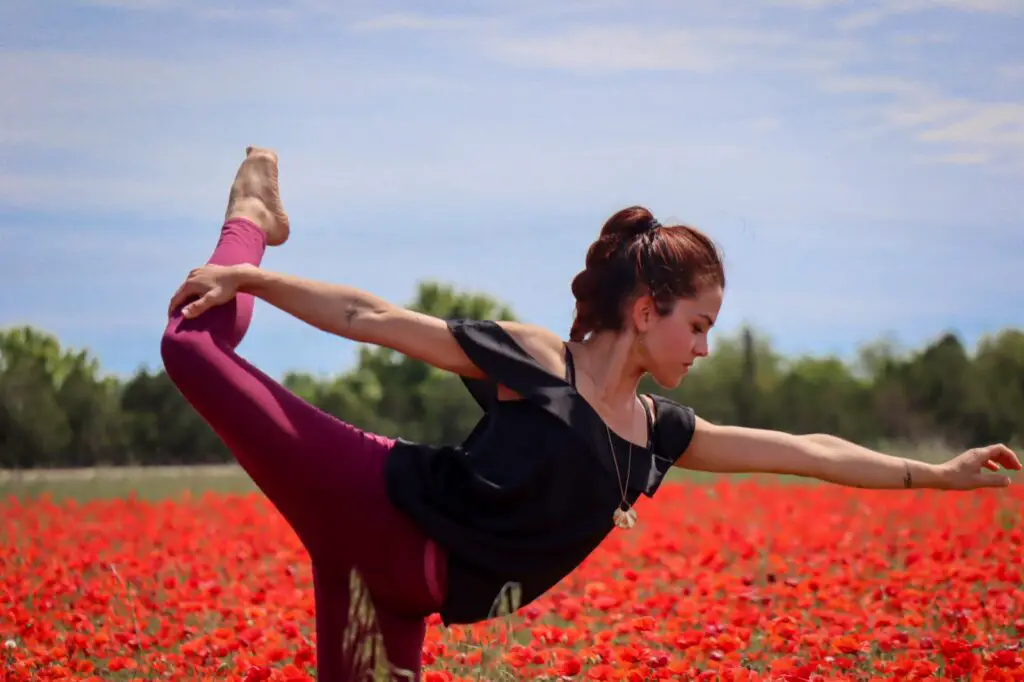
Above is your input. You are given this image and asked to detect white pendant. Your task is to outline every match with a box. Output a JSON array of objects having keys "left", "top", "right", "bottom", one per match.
[{"left": 613, "top": 506, "right": 637, "bottom": 530}]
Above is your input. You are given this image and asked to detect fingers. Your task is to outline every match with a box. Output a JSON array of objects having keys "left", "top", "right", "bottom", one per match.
[
  {"left": 973, "top": 472, "right": 1011, "bottom": 489},
  {"left": 168, "top": 282, "right": 196, "bottom": 318},
  {"left": 181, "top": 289, "right": 219, "bottom": 319},
  {"left": 971, "top": 444, "right": 1022, "bottom": 471},
  {"left": 991, "top": 443, "right": 1023, "bottom": 470},
  {"left": 946, "top": 444, "right": 1019, "bottom": 491},
  {"left": 168, "top": 268, "right": 212, "bottom": 318}
]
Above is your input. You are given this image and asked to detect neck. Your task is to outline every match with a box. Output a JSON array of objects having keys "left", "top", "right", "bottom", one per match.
[{"left": 576, "top": 330, "right": 645, "bottom": 409}]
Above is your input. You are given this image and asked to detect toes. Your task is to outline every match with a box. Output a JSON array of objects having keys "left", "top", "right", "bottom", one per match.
[{"left": 244, "top": 146, "right": 278, "bottom": 165}]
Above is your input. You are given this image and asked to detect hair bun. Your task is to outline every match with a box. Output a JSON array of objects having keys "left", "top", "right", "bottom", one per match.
[
  {"left": 569, "top": 205, "right": 724, "bottom": 342},
  {"left": 599, "top": 206, "right": 660, "bottom": 242}
]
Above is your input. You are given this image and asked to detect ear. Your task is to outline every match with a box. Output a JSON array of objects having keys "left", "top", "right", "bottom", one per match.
[{"left": 630, "top": 294, "right": 655, "bottom": 333}]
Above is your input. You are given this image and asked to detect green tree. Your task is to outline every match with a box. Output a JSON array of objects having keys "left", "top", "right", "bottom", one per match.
[
  {"left": 971, "top": 329, "right": 1024, "bottom": 447},
  {"left": 3, "top": 283, "right": 1023, "bottom": 468},
  {"left": 0, "top": 328, "right": 73, "bottom": 468},
  {"left": 656, "top": 325, "right": 784, "bottom": 428},
  {"left": 120, "top": 367, "right": 229, "bottom": 465},
  {"left": 334, "top": 281, "right": 518, "bottom": 445},
  {"left": 770, "top": 356, "right": 874, "bottom": 440}
]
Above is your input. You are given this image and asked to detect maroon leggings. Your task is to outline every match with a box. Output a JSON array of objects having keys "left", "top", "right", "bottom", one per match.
[{"left": 160, "top": 219, "right": 446, "bottom": 681}]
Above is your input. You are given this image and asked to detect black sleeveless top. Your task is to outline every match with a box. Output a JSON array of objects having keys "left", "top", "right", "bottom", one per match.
[{"left": 383, "top": 319, "right": 697, "bottom": 626}]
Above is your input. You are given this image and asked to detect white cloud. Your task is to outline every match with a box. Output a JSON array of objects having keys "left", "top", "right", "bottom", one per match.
[
  {"left": 358, "top": 15, "right": 860, "bottom": 76},
  {"left": 85, "top": 0, "right": 176, "bottom": 8},
  {"left": 817, "top": 75, "right": 1024, "bottom": 171},
  {"left": 56, "top": 0, "right": 316, "bottom": 27},
  {"left": 2, "top": 2, "right": 1021, "bottom": 225},
  {"left": 837, "top": 0, "right": 1024, "bottom": 30},
  {"left": 920, "top": 152, "right": 991, "bottom": 165},
  {"left": 1000, "top": 64, "right": 1024, "bottom": 81},
  {"left": 349, "top": 12, "right": 494, "bottom": 32},
  {"left": 1, "top": 0, "right": 1019, "bottom": 376},
  {"left": 390, "top": 17, "right": 1022, "bottom": 171},
  {"left": 0, "top": 47, "right": 465, "bottom": 212},
  {"left": 916, "top": 103, "right": 1024, "bottom": 145},
  {"left": 820, "top": 75, "right": 928, "bottom": 97},
  {"left": 885, "top": 99, "right": 1024, "bottom": 171},
  {"left": 766, "top": 0, "right": 852, "bottom": 7},
  {"left": 890, "top": 31, "right": 951, "bottom": 46},
  {"left": 485, "top": 26, "right": 734, "bottom": 73}
]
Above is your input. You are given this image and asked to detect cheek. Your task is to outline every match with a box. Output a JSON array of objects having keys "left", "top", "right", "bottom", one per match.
[{"left": 649, "top": 322, "right": 693, "bottom": 360}]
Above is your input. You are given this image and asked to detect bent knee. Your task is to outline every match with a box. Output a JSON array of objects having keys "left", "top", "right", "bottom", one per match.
[{"left": 160, "top": 324, "right": 216, "bottom": 375}]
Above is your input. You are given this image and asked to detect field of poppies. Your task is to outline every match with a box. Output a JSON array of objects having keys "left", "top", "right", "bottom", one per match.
[{"left": 2, "top": 472, "right": 1023, "bottom": 681}]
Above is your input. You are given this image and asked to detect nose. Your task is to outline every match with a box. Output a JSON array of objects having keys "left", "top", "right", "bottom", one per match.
[{"left": 694, "top": 336, "right": 710, "bottom": 358}]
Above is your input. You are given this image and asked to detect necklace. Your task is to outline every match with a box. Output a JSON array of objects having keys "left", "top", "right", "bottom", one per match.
[
  {"left": 573, "top": 348, "right": 639, "bottom": 530},
  {"left": 606, "top": 403, "right": 638, "bottom": 530}
]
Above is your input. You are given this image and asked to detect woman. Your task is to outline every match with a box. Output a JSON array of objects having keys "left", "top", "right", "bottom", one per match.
[{"left": 163, "top": 147, "right": 1019, "bottom": 681}]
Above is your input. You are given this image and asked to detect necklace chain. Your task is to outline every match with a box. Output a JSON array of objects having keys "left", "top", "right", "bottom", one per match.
[
  {"left": 574, "top": 349, "right": 641, "bottom": 530},
  {"left": 607, "top": 399, "right": 640, "bottom": 530}
]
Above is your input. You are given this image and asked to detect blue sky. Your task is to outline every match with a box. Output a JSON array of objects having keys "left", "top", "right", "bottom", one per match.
[{"left": 2, "top": 0, "right": 1022, "bottom": 380}]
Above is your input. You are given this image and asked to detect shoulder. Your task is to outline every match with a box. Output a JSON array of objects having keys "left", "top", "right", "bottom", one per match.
[
  {"left": 448, "top": 318, "right": 568, "bottom": 379},
  {"left": 497, "top": 321, "right": 567, "bottom": 376},
  {"left": 645, "top": 394, "right": 698, "bottom": 460},
  {"left": 647, "top": 393, "right": 696, "bottom": 423}
]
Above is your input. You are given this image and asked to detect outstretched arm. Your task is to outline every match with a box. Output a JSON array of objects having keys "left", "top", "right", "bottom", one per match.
[
  {"left": 168, "top": 263, "right": 565, "bottom": 379},
  {"left": 240, "top": 267, "right": 490, "bottom": 375},
  {"left": 676, "top": 417, "right": 1021, "bottom": 491}
]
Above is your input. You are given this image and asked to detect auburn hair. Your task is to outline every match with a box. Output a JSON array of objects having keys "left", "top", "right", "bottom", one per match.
[{"left": 569, "top": 206, "right": 725, "bottom": 342}]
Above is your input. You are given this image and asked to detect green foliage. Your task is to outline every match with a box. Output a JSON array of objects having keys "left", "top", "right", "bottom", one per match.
[{"left": 1, "top": 280, "right": 1022, "bottom": 469}]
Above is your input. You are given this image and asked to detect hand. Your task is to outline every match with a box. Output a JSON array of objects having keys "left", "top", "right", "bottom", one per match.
[
  {"left": 168, "top": 263, "right": 253, "bottom": 319},
  {"left": 936, "top": 444, "right": 1021, "bottom": 490}
]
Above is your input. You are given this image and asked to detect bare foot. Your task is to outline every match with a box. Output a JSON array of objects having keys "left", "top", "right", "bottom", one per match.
[{"left": 224, "top": 146, "right": 290, "bottom": 246}]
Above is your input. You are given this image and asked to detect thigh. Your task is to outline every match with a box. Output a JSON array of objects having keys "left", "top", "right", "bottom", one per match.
[
  {"left": 162, "top": 330, "right": 395, "bottom": 550},
  {"left": 327, "top": 435, "right": 446, "bottom": 617}
]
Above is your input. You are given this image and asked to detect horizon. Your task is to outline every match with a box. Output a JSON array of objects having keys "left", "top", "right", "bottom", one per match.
[
  {"left": 2, "top": 0, "right": 1022, "bottom": 380},
  {"left": 3, "top": 282, "right": 1015, "bottom": 382}
]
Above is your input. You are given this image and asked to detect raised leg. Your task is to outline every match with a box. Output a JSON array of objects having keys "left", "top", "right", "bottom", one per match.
[
  {"left": 160, "top": 148, "right": 446, "bottom": 680},
  {"left": 161, "top": 147, "right": 328, "bottom": 536}
]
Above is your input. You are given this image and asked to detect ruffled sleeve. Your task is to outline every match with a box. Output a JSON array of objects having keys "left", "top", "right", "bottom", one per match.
[
  {"left": 641, "top": 395, "right": 697, "bottom": 497},
  {"left": 447, "top": 319, "right": 576, "bottom": 413}
]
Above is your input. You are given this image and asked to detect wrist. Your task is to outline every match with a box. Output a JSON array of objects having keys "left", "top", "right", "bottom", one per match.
[
  {"left": 232, "top": 263, "right": 264, "bottom": 294},
  {"left": 905, "top": 459, "right": 948, "bottom": 490}
]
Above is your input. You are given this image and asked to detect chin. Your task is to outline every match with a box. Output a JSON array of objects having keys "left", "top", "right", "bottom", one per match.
[{"left": 650, "top": 368, "right": 688, "bottom": 389}]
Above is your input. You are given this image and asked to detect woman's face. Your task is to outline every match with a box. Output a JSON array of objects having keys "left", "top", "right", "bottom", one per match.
[{"left": 636, "top": 285, "right": 723, "bottom": 388}]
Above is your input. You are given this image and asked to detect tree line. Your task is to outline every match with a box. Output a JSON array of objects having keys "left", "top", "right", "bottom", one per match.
[{"left": 2, "top": 281, "right": 1022, "bottom": 469}]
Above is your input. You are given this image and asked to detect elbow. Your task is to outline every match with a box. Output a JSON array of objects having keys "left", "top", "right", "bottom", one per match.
[
  {"left": 794, "top": 435, "right": 846, "bottom": 480},
  {"left": 803, "top": 433, "right": 842, "bottom": 447}
]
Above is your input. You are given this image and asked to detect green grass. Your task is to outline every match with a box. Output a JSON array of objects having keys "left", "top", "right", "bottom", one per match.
[
  {"left": 0, "top": 464, "right": 260, "bottom": 503},
  {"left": 0, "top": 463, "right": 762, "bottom": 503},
  {"left": 0, "top": 439, "right": 961, "bottom": 503}
]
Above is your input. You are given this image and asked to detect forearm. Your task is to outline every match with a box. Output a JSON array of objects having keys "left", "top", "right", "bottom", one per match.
[
  {"left": 236, "top": 266, "right": 393, "bottom": 342},
  {"left": 802, "top": 434, "right": 947, "bottom": 489},
  {"left": 686, "top": 420, "right": 1016, "bottom": 492}
]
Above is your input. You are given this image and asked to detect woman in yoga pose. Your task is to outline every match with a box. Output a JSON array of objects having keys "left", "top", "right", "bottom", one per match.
[{"left": 163, "top": 147, "right": 1020, "bottom": 681}]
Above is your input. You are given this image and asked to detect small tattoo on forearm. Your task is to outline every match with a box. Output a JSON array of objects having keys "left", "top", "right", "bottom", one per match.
[{"left": 343, "top": 305, "right": 359, "bottom": 328}]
